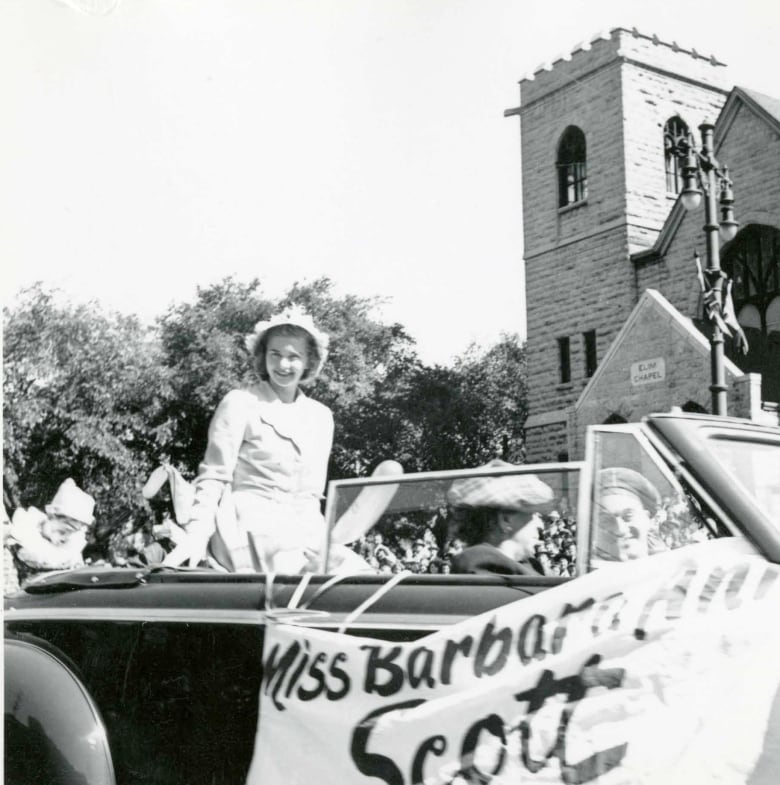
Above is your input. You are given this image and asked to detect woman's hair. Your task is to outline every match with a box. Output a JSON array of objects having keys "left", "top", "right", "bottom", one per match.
[
  {"left": 252, "top": 324, "right": 321, "bottom": 383},
  {"left": 448, "top": 506, "right": 500, "bottom": 547}
]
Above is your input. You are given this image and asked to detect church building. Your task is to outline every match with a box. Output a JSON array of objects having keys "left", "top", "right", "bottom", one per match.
[{"left": 505, "top": 27, "right": 780, "bottom": 461}]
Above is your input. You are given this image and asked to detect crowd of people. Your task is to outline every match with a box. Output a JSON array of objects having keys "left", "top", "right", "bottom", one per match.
[
  {"left": 352, "top": 529, "right": 454, "bottom": 574},
  {"left": 533, "top": 511, "right": 578, "bottom": 576},
  {"left": 347, "top": 503, "right": 578, "bottom": 578}
]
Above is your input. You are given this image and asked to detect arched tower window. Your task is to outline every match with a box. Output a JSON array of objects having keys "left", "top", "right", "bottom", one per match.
[
  {"left": 663, "top": 116, "right": 690, "bottom": 194},
  {"left": 557, "top": 126, "right": 587, "bottom": 208}
]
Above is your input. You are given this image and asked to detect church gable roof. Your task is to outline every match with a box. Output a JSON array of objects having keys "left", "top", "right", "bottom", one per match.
[
  {"left": 717, "top": 86, "right": 780, "bottom": 143},
  {"left": 575, "top": 288, "right": 742, "bottom": 413}
]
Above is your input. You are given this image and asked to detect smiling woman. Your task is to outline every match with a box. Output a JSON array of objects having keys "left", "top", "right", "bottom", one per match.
[
  {"left": 264, "top": 333, "right": 309, "bottom": 401},
  {"left": 252, "top": 319, "right": 326, "bottom": 403},
  {"left": 166, "top": 307, "right": 334, "bottom": 573}
]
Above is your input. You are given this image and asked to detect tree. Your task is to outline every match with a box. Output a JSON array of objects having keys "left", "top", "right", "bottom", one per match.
[
  {"left": 453, "top": 334, "right": 528, "bottom": 464},
  {"left": 3, "top": 285, "right": 169, "bottom": 524},
  {"left": 391, "top": 334, "right": 528, "bottom": 472}
]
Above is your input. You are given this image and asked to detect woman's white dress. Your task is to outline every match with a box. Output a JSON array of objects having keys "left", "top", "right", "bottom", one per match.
[{"left": 187, "top": 381, "right": 334, "bottom": 571}]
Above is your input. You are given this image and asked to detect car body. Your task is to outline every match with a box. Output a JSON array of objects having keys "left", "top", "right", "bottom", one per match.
[{"left": 5, "top": 412, "right": 780, "bottom": 785}]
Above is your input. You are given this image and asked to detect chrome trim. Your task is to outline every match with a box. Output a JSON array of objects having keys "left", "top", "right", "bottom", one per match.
[
  {"left": 327, "top": 461, "right": 585, "bottom": 490},
  {"left": 3, "top": 605, "right": 462, "bottom": 631},
  {"left": 4, "top": 607, "right": 268, "bottom": 625}
]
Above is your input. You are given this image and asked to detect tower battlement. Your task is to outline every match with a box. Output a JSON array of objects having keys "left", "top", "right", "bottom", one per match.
[{"left": 519, "top": 27, "right": 730, "bottom": 109}]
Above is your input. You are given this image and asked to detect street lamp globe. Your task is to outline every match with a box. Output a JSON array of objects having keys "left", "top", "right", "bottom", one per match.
[
  {"left": 681, "top": 188, "right": 703, "bottom": 211},
  {"left": 719, "top": 219, "right": 739, "bottom": 242}
]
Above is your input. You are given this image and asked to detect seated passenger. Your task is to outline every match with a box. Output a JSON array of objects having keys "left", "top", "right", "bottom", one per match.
[
  {"left": 593, "top": 467, "right": 665, "bottom": 562},
  {"left": 5, "top": 478, "right": 95, "bottom": 587},
  {"left": 446, "top": 461, "right": 554, "bottom": 576}
]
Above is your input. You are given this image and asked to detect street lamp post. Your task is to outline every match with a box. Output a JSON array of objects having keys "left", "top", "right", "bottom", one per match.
[{"left": 677, "top": 123, "right": 739, "bottom": 416}]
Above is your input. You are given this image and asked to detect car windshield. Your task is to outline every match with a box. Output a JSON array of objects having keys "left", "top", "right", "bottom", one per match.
[
  {"left": 707, "top": 436, "right": 780, "bottom": 526},
  {"left": 586, "top": 425, "right": 723, "bottom": 570},
  {"left": 323, "top": 464, "right": 583, "bottom": 577}
]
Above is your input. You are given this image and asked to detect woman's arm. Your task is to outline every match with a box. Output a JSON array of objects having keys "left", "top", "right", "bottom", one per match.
[
  {"left": 164, "top": 391, "right": 248, "bottom": 567},
  {"left": 188, "top": 390, "right": 249, "bottom": 529},
  {"left": 312, "top": 407, "right": 335, "bottom": 495}
]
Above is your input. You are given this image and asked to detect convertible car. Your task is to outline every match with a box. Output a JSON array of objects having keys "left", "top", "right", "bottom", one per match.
[{"left": 5, "top": 412, "right": 780, "bottom": 785}]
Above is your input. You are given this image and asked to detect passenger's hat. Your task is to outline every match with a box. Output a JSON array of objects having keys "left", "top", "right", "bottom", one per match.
[
  {"left": 597, "top": 467, "right": 661, "bottom": 515},
  {"left": 45, "top": 479, "right": 95, "bottom": 528},
  {"left": 244, "top": 305, "right": 329, "bottom": 382},
  {"left": 447, "top": 459, "right": 554, "bottom": 512}
]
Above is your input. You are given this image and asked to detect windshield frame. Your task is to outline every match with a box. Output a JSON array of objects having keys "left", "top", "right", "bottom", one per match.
[
  {"left": 581, "top": 421, "right": 750, "bottom": 571},
  {"left": 323, "top": 462, "right": 585, "bottom": 576}
]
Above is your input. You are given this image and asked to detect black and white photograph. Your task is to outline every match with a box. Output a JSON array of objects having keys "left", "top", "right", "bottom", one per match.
[{"left": 3, "top": 1, "right": 780, "bottom": 783}]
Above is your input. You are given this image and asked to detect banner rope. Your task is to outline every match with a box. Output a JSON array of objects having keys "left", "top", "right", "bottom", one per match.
[
  {"left": 287, "top": 572, "right": 313, "bottom": 609},
  {"left": 263, "top": 570, "right": 411, "bottom": 628},
  {"left": 263, "top": 572, "right": 276, "bottom": 611},
  {"left": 336, "top": 571, "right": 411, "bottom": 634},
  {"left": 298, "top": 572, "right": 354, "bottom": 610}
]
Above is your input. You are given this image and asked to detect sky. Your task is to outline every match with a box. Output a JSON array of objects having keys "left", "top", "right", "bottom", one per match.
[{"left": 2, "top": 0, "right": 779, "bottom": 366}]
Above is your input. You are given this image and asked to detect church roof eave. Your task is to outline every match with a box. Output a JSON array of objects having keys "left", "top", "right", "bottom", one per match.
[
  {"left": 574, "top": 289, "right": 743, "bottom": 413},
  {"left": 718, "top": 86, "right": 780, "bottom": 143}
]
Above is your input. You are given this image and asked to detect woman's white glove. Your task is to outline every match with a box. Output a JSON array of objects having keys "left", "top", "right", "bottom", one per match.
[{"left": 161, "top": 520, "right": 213, "bottom": 568}]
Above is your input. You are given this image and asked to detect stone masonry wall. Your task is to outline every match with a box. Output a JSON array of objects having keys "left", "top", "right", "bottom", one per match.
[
  {"left": 520, "top": 28, "right": 728, "bottom": 109},
  {"left": 520, "top": 60, "right": 626, "bottom": 255},
  {"left": 525, "top": 230, "right": 630, "bottom": 416},
  {"left": 521, "top": 55, "right": 630, "bottom": 423},
  {"left": 637, "top": 101, "right": 780, "bottom": 316},
  {"left": 621, "top": 62, "right": 728, "bottom": 244},
  {"left": 517, "top": 28, "right": 732, "bottom": 462},
  {"left": 524, "top": 418, "right": 570, "bottom": 464}
]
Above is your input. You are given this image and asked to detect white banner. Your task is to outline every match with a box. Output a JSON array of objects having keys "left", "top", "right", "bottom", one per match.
[{"left": 246, "top": 539, "right": 780, "bottom": 785}]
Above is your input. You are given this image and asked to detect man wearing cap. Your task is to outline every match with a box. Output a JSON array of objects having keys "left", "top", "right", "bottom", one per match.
[
  {"left": 446, "top": 460, "right": 554, "bottom": 576},
  {"left": 593, "top": 467, "right": 664, "bottom": 562},
  {"left": 5, "top": 478, "right": 95, "bottom": 589}
]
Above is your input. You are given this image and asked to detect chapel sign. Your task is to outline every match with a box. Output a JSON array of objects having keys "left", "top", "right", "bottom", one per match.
[{"left": 630, "top": 357, "right": 665, "bottom": 386}]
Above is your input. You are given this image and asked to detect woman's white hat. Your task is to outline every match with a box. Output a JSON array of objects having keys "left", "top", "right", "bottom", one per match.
[
  {"left": 44, "top": 478, "right": 96, "bottom": 527},
  {"left": 245, "top": 306, "right": 329, "bottom": 382}
]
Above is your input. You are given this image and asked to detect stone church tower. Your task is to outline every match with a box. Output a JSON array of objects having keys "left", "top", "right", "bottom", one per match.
[{"left": 506, "top": 28, "right": 733, "bottom": 461}]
